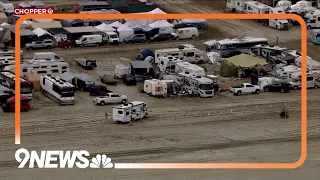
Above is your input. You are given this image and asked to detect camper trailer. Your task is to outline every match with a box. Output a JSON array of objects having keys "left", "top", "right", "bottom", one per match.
[
  {"left": 32, "top": 52, "right": 64, "bottom": 61},
  {"left": 112, "top": 101, "right": 148, "bottom": 123},
  {"left": 156, "top": 56, "right": 183, "bottom": 72},
  {"left": 155, "top": 46, "right": 206, "bottom": 64},
  {"left": 269, "top": 7, "right": 290, "bottom": 30},
  {"left": 276, "top": 65, "right": 302, "bottom": 80},
  {"left": 178, "top": 71, "right": 214, "bottom": 98},
  {"left": 307, "top": 12, "right": 320, "bottom": 28},
  {"left": 0, "top": 50, "right": 24, "bottom": 60},
  {"left": 4, "top": 61, "right": 69, "bottom": 77},
  {"left": 289, "top": 71, "right": 320, "bottom": 89},
  {"left": 226, "top": 0, "right": 253, "bottom": 13},
  {"left": 143, "top": 79, "right": 168, "bottom": 97},
  {"left": 244, "top": 1, "right": 271, "bottom": 25},
  {"left": 311, "top": 29, "right": 320, "bottom": 45},
  {"left": 40, "top": 75, "right": 75, "bottom": 105},
  {"left": 175, "top": 62, "right": 205, "bottom": 76},
  {"left": 115, "top": 64, "right": 130, "bottom": 78}
]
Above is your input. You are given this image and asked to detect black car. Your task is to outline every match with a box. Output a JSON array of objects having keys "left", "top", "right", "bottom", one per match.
[
  {"left": 263, "top": 82, "right": 290, "bottom": 93},
  {"left": 122, "top": 74, "right": 137, "bottom": 86},
  {"left": 149, "top": 34, "right": 171, "bottom": 42},
  {"left": 89, "top": 85, "right": 111, "bottom": 96}
]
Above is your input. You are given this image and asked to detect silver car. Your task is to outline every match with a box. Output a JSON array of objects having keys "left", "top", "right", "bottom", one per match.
[{"left": 124, "top": 34, "right": 146, "bottom": 44}]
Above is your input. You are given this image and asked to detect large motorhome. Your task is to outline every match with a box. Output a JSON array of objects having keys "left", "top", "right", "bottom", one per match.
[
  {"left": 175, "top": 62, "right": 205, "bottom": 76},
  {"left": 289, "top": 71, "right": 320, "bottom": 89},
  {"left": 226, "top": 0, "right": 253, "bottom": 13},
  {"left": 269, "top": 7, "right": 290, "bottom": 30},
  {"left": 40, "top": 75, "right": 75, "bottom": 105},
  {"left": 204, "top": 37, "right": 268, "bottom": 58},
  {"left": 307, "top": 12, "right": 320, "bottom": 28},
  {"left": 4, "top": 60, "right": 69, "bottom": 77},
  {"left": 112, "top": 101, "right": 148, "bottom": 123},
  {"left": 0, "top": 50, "right": 24, "bottom": 59},
  {"left": 155, "top": 46, "right": 206, "bottom": 64},
  {"left": 244, "top": 1, "right": 271, "bottom": 25},
  {"left": 156, "top": 56, "right": 183, "bottom": 72},
  {"left": 178, "top": 71, "right": 214, "bottom": 98}
]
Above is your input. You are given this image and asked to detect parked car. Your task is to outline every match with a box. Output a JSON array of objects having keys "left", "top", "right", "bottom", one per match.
[
  {"left": 122, "top": 74, "right": 137, "bottom": 85},
  {"left": 124, "top": 34, "right": 146, "bottom": 44},
  {"left": 149, "top": 34, "right": 171, "bottom": 42},
  {"left": 89, "top": 85, "right": 111, "bottom": 96},
  {"left": 92, "top": 92, "right": 128, "bottom": 106},
  {"left": 1, "top": 95, "right": 31, "bottom": 112},
  {"left": 230, "top": 83, "right": 261, "bottom": 96},
  {"left": 25, "top": 39, "right": 54, "bottom": 50},
  {"left": 58, "top": 40, "right": 72, "bottom": 48},
  {"left": 263, "top": 82, "right": 290, "bottom": 93}
]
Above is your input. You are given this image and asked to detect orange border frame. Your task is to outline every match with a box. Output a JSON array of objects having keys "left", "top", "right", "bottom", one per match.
[{"left": 14, "top": 14, "right": 307, "bottom": 169}]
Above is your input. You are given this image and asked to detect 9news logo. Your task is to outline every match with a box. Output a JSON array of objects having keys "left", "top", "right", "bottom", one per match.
[{"left": 15, "top": 148, "right": 113, "bottom": 168}]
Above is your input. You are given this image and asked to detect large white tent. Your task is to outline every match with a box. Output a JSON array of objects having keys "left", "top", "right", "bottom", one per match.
[
  {"left": 109, "top": 21, "right": 123, "bottom": 28},
  {"left": 117, "top": 25, "right": 134, "bottom": 42},
  {"left": 32, "top": 27, "right": 53, "bottom": 37},
  {"left": 148, "top": 20, "right": 174, "bottom": 34},
  {"left": 125, "top": 8, "right": 167, "bottom": 27},
  {"left": 95, "top": 23, "right": 116, "bottom": 32}
]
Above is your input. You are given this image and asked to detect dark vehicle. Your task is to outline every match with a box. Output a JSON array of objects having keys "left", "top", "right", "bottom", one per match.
[
  {"left": 122, "top": 74, "right": 137, "bottom": 85},
  {"left": 264, "top": 82, "right": 290, "bottom": 93},
  {"left": 75, "top": 73, "right": 95, "bottom": 91},
  {"left": 279, "top": 108, "right": 289, "bottom": 118},
  {"left": 100, "top": 75, "right": 118, "bottom": 85},
  {"left": 149, "top": 34, "right": 171, "bottom": 42},
  {"left": 74, "top": 59, "right": 97, "bottom": 69},
  {"left": 1, "top": 95, "right": 31, "bottom": 112},
  {"left": 89, "top": 85, "right": 111, "bottom": 96},
  {"left": 0, "top": 92, "right": 12, "bottom": 105},
  {"left": 124, "top": 34, "right": 146, "bottom": 44}
]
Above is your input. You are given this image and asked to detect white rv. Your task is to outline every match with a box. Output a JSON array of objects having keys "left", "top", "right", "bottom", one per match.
[
  {"left": 175, "top": 62, "right": 205, "bottom": 76},
  {"left": 289, "top": 71, "right": 320, "bottom": 89},
  {"left": 0, "top": 50, "right": 24, "bottom": 59},
  {"left": 171, "top": 27, "right": 199, "bottom": 40},
  {"left": 40, "top": 75, "right": 75, "bottom": 105},
  {"left": 115, "top": 64, "right": 130, "bottom": 78},
  {"left": 276, "top": 65, "right": 301, "bottom": 80},
  {"left": 307, "top": 12, "right": 320, "bottom": 28},
  {"left": 269, "top": 7, "right": 290, "bottom": 30},
  {"left": 112, "top": 101, "right": 148, "bottom": 123},
  {"left": 155, "top": 46, "right": 206, "bottom": 64},
  {"left": 0, "top": 56, "right": 15, "bottom": 68},
  {"left": 178, "top": 71, "right": 214, "bottom": 98},
  {"left": 156, "top": 56, "right": 183, "bottom": 72},
  {"left": 244, "top": 1, "right": 271, "bottom": 25},
  {"left": 4, "top": 60, "right": 69, "bottom": 77},
  {"left": 33, "top": 52, "right": 64, "bottom": 61},
  {"left": 143, "top": 79, "right": 168, "bottom": 97},
  {"left": 276, "top": 0, "right": 292, "bottom": 10},
  {"left": 226, "top": 0, "right": 253, "bottom": 13},
  {"left": 75, "top": 35, "right": 103, "bottom": 47}
]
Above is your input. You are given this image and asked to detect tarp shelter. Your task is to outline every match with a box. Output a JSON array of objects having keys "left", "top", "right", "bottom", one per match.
[
  {"left": 60, "top": 72, "right": 76, "bottom": 84},
  {"left": 11, "top": 29, "right": 35, "bottom": 47},
  {"left": 130, "top": 61, "right": 154, "bottom": 77},
  {"left": 117, "top": 25, "right": 134, "bottom": 42},
  {"left": 125, "top": 8, "right": 166, "bottom": 27},
  {"left": 32, "top": 28, "right": 53, "bottom": 38},
  {"left": 64, "top": 26, "right": 100, "bottom": 41},
  {"left": 95, "top": 23, "right": 116, "bottom": 32},
  {"left": 109, "top": 21, "right": 123, "bottom": 28},
  {"left": 59, "top": 19, "right": 85, "bottom": 27},
  {"left": 31, "top": 21, "right": 62, "bottom": 29},
  {"left": 179, "top": 19, "right": 207, "bottom": 31},
  {"left": 224, "top": 54, "right": 268, "bottom": 67},
  {"left": 148, "top": 20, "right": 174, "bottom": 34},
  {"left": 0, "top": 13, "right": 7, "bottom": 24},
  {"left": 132, "top": 27, "right": 144, "bottom": 34}
]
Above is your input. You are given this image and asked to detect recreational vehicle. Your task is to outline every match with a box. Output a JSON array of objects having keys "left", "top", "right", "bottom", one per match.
[
  {"left": 311, "top": 29, "right": 320, "bottom": 45},
  {"left": 276, "top": 0, "right": 292, "bottom": 10},
  {"left": 178, "top": 71, "right": 214, "bottom": 98},
  {"left": 226, "top": 0, "right": 253, "bottom": 13},
  {"left": 32, "top": 52, "right": 64, "bottom": 61},
  {"left": 4, "top": 61, "right": 69, "bottom": 77},
  {"left": 307, "top": 12, "right": 320, "bottom": 28},
  {"left": 175, "top": 62, "right": 205, "bottom": 76},
  {"left": 155, "top": 46, "right": 206, "bottom": 64},
  {"left": 0, "top": 50, "right": 24, "bottom": 59},
  {"left": 143, "top": 79, "right": 168, "bottom": 97},
  {"left": 0, "top": 56, "right": 15, "bottom": 69},
  {"left": 289, "top": 71, "right": 320, "bottom": 89},
  {"left": 244, "top": 1, "right": 271, "bottom": 25},
  {"left": 40, "top": 75, "right": 75, "bottom": 105},
  {"left": 156, "top": 56, "right": 183, "bottom": 72},
  {"left": 112, "top": 101, "right": 148, "bottom": 123},
  {"left": 204, "top": 37, "right": 268, "bottom": 58},
  {"left": 269, "top": 7, "right": 290, "bottom": 30}
]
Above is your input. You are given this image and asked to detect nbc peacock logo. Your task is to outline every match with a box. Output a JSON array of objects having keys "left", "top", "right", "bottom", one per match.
[{"left": 90, "top": 154, "right": 114, "bottom": 168}]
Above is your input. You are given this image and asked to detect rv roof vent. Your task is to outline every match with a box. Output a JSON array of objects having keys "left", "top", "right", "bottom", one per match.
[
  {"left": 178, "top": 45, "right": 184, "bottom": 50},
  {"left": 196, "top": 75, "right": 201, "bottom": 78},
  {"left": 185, "top": 71, "right": 190, "bottom": 74},
  {"left": 59, "top": 82, "right": 64, "bottom": 84},
  {"left": 123, "top": 103, "right": 128, "bottom": 106},
  {"left": 168, "top": 57, "right": 173, "bottom": 59},
  {"left": 61, "top": 79, "right": 66, "bottom": 82}
]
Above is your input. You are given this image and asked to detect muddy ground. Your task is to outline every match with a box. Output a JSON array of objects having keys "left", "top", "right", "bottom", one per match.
[{"left": 1, "top": 0, "right": 320, "bottom": 179}]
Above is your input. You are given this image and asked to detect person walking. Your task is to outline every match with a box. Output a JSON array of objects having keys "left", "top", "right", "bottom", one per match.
[{"left": 276, "top": 36, "right": 279, "bottom": 45}]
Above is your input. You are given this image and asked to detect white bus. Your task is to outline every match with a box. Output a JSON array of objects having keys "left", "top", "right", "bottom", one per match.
[
  {"left": 204, "top": 37, "right": 268, "bottom": 58},
  {"left": 40, "top": 74, "right": 75, "bottom": 105},
  {"left": 4, "top": 60, "right": 69, "bottom": 77},
  {"left": 0, "top": 71, "right": 34, "bottom": 99}
]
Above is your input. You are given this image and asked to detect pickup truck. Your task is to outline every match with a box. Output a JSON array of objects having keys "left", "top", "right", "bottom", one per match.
[
  {"left": 92, "top": 93, "right": 128, "bottom": 106},
  {"left": 230, "top": 83, "right": 261, "bottom": 96}
]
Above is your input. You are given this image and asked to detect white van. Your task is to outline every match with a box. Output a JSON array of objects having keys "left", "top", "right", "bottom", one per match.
[
  {"left": 75, "top": 35, "right": 103, "bottom": 47},
  {"left": 171, "top": 27, "right": 199, "bottom": 40},
  {"left": 103, "top": 32, "right": 119, "bottom": 45},
  {"left": 33, "top": 52, "right": 64, "bottom": 61}
]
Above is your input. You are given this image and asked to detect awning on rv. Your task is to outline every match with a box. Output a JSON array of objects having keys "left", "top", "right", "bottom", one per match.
[
  {"left": 63, "top": 27, "right": 100, "bottom": 33},
  {"left": 224, "top": 54, "right": 268, "bottom": 68}
]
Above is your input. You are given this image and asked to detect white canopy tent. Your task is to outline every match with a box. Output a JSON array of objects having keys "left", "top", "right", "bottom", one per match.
[
  {"left": 125, "top": 8, "right": 167, "bottom": 27},
  {"left": 117, "top": 25, "right": 134, "bottom": 42},
  {"left": 148, "top": 20, "right": 174, "bottom": 34},
  {"left": 180, "top": 19, "right": 206, "bottom": 23},
  {"left": 95, "top": 23, "right": 116, "bottom": 32},
  {"left": 32, "top": 27, "right": 53, "bottom": 37},
  {"left": 108, "top": 21, "right": 123, "bottom": 28}
]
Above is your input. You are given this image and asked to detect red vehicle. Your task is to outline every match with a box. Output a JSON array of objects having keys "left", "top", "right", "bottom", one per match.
[
  {"left": 58, "top": 41, "right": 73, "bottom": 48},
  {"left": 1, "top": 96, "right": 31, "bottom": 112}
]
